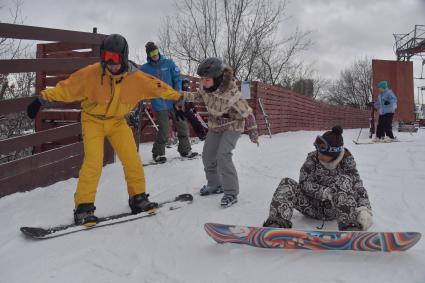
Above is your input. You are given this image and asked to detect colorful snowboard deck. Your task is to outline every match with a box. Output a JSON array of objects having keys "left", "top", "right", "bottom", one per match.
[{"left": 204, "top": 223, "right": 421, "bottom": 252}]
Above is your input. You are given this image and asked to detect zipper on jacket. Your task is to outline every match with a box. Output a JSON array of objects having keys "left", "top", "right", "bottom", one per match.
[{"left": 104, "top": 78, "right": 114, "bottom": 116}]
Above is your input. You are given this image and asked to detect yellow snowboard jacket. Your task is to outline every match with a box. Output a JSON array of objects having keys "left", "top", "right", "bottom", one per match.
[{"left": 41, "top": 62, "right": 181, "bottom": 118}]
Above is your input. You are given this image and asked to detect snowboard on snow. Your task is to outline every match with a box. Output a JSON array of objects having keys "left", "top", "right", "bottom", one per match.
[
  {"left": 204, "top": 223, "right": 421, "bottom": 252},
  {"left": 20, "top": 194, "right": 193, "bottom": 240},
  {"left": 143, "top": 154, "right": 201, "bottom": 167}
]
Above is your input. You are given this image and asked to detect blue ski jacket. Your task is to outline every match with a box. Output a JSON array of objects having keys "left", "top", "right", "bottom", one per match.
[
  {"left": 374, "top": 89, "right": 397, "bottom": 115},
  {"left": 140, "top": 54, "right": 181, "bottom": 111}
]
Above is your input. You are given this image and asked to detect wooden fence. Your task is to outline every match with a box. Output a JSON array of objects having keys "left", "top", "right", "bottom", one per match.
[
  {"left": 252, "top": 82, "right": 369, "bottom": 135},
  {"left": 0, "top": 23, "right": 114, "bottom": 197},
  {"left": 135, "top": 79, "right": 369, "bottom": 142}
]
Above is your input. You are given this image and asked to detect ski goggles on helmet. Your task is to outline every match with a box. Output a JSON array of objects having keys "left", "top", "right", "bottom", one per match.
[
  {"left": 314, "top": 135, "right": 343, "bottom": 153},
  {"left": 148, "top": 49, "right": 159, "bottom": 58},
  {"left": 102, "top": 51, "right": 122, "bottom": 65}
]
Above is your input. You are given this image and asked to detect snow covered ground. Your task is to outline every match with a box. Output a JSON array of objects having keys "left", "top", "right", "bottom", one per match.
[{"left": 1, "top": 128, "right": 425, "bottom": 283}]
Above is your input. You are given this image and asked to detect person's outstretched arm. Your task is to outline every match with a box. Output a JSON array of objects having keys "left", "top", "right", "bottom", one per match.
[
  {"left": 41, "top": 67, "right": 88, "bottom": 102},
  {"left": 27, "top": 66, "right": 88, "bottom": 119},
  {"left": 134, "top": 70, "right": 181, "bottom": 101}
]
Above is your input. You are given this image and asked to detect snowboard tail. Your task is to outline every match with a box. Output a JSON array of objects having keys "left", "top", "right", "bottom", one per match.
[{"left": 204, "top": 223, "right": 421, "bottom": 252}]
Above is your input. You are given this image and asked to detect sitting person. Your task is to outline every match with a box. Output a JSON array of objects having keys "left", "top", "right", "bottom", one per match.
[{"left": 263, "top": 126, "right": 373, "bottom": 231}]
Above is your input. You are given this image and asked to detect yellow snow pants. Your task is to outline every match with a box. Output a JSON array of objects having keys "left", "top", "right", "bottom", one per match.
[{"left": 74, "top": 112, "right": 145, "bottom": 206}]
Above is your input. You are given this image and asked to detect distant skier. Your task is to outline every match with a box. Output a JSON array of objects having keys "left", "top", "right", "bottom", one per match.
[
  {"left": 140, "top": 42, "right": 197, "bottom": 163},
  {"left": 263, "top": 126, "right": 373, "bottom": 231},
  {"left": 26, "top": 34, "right": 182, "bottom": 225},
  {"left": 181, "top": 77, "right": 208, "bottom": 140},
  {"left": 180, "top": 57, "right": 259, "bottom": 207},
  {"left": 373, "top": 80, "right": 397, "bottom": 142}
]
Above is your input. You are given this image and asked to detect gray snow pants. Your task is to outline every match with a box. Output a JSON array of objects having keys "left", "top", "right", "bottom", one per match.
[
  {"left": 202, "top": 130, "right": 241, "bottom": 196},
  {"left": 268, "top": 177, "right": 360, "bottom": 225}
]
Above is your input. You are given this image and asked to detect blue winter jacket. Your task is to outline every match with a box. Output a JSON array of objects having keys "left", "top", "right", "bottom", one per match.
[
  {"left": 374, "top": 89, "right": 397, "bottom": 115},
  {"left": 139, "top": 54, "right": 181, "bottom": 111}
]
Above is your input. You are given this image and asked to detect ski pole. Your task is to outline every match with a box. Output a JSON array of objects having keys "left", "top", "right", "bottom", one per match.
[
  {"left": 144, "top": 108, "right": 159, "bottom": 132},
  {"left": 355, "top": 128, "right": 363, "bottom": 142},
  {"left": 258, "top": 97, "right": 272, "bottom": 138}
]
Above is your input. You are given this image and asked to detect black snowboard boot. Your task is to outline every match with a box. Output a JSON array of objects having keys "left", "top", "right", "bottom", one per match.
[
  {"left": 180, "top": 150, "right": 198, "bottom": 159},
  {"left": 263, "top": 217, "right": 293, "bottom": 229},
  {"left": 153, "top": 155, "right": 167, "bottom": 163},
  {"left": 74, "top": 203, "right": 98, "bottom": 226},
  {"left": 129, "top": 193, "right": 159, "bottom": 214},
  {"left": 338, "top": 220, "right": 363, "bottom": 231}
]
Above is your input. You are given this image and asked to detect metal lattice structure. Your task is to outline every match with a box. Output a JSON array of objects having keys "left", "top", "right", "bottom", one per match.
[{"left": 394, "top": 25, "right": 425, "bottom": 61}]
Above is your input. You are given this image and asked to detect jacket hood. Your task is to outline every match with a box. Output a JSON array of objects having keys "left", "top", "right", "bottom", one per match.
[{"left": 218, "top": 65, "right": 235, "bottom": 92}]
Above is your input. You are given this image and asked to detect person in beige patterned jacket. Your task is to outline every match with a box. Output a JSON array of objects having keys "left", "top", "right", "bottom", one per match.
[{"left": 181, "top": 57, "right": 258, "bottom": 207}]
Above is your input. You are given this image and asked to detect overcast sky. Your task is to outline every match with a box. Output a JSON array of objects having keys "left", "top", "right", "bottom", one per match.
[{"left": 1, "top": 0, "right": 425, "bottom": 93}]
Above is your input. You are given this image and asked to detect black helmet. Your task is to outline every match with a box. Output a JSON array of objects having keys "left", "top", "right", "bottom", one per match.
[
  {"left": 197, "top": 57, "right": 224, "bottom": 78},
  {"left": 100, "top": 34, "right": 129, "bottom": 69}
]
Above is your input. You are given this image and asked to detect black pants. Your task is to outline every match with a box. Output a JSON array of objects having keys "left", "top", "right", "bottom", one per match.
[{"left": 376, "top": 113, "right": 395, "bottom": 139}]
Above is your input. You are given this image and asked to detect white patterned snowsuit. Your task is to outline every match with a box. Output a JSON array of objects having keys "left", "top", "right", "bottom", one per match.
[{"left": 268, "top": 149, "right": 372, "bottom": 226}]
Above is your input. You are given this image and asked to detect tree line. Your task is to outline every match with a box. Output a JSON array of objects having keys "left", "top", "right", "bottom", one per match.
[{"left": 157, "top": 0, "right": 372, "bottom": 108}]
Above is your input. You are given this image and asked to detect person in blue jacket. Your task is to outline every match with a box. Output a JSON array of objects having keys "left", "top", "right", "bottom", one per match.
[
  {"left": 373, "top": 80, "right": 398, "bottom": 142},
  {"left": 140, "top": 42, "right": 197, "bottom": 163}
]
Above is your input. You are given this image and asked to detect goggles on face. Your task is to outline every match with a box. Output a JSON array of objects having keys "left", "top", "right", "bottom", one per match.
[
  {"left": 313, "top": 135, "right": 343, "bottom": 153},
  {"left": 148, "top": 49, "right": 159, "bottom": 57},
  {"left": 102, "top": 51, "right": 122, "bottom": 65}
]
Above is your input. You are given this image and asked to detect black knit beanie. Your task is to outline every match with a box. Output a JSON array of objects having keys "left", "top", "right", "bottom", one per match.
[
  {"left": 321, "top": 125, "right": 344, "bottom": 158},
  {"left": 145, "top": 42, "right": 158, "bottom": 55}
]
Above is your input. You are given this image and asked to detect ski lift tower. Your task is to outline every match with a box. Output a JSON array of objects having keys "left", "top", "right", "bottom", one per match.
[
  {"left": 393, "top": 25, "right": 425, "bottom": 129},
  {"left": 394, "top": 25, "right": 425, "bottom": 62},
  {"left": 394, "top": 25, "right": 425, "bottom": 81}
]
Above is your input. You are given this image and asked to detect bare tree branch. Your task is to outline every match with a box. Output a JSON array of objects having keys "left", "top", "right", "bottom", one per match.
[
  {"left": 0, "top": 0, "right": 35, "bottom": 163},
  {"left": 158, "top": 0, "right": 311, "bottom": 81},
  {"left": 322, "top": 57, "right": 372, "bottom": 108}
]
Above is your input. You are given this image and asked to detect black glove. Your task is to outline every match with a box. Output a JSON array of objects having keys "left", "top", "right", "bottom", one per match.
[
  {"left": 383, "top": 100, "right": 390, "bottom": 105},
  {"left": 174, "top": 104, "right": 186, "bottom": 121},
  {"left": 185, "top": 102, "right": 195, "bottom": 113},
  {"left": 27, "top": 97, "right": 44, "bottom": 119},
  {"left": 128, "top": 111, "right": 139, "bottom": 127}
]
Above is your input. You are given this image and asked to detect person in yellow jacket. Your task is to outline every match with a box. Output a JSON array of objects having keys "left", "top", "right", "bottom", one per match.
[{"left": 26, "top": 34, "right": 181, "bottom": 225}]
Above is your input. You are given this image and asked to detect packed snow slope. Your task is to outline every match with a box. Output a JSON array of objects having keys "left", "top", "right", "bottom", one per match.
[{"left": 1, "top": 129, "right": 425, "bottom": 283}]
